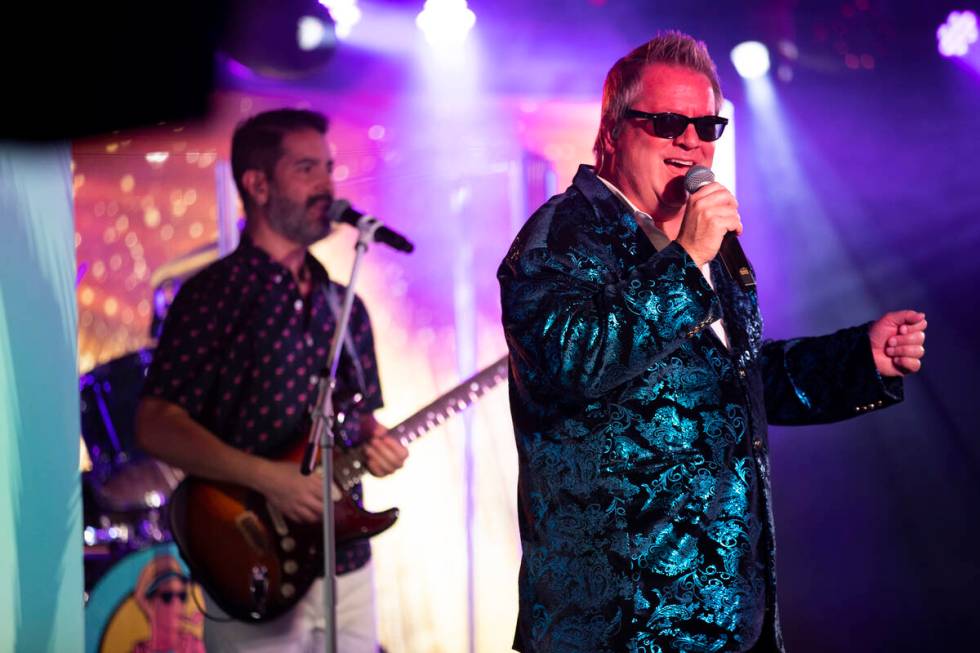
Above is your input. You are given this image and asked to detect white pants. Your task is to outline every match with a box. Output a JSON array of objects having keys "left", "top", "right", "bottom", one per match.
[{"left": 203, "top": 561, "right": 377, "bottom": 653}]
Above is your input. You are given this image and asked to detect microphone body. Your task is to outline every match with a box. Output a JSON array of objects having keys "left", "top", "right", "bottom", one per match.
[
  {"left": 683, "top": 166, "right": 756, "bottom": 291},
  {"left": 327, "top": 200, "right": 414, "bottom": 253}
]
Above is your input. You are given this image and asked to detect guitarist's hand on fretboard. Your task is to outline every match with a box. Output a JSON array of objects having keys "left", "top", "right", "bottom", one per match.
[
  {"left": 359, "top": 414, "right": 409, "bottom": 477},
  {"left": 255, "top": 459, "right": 325, "bottom": 523}
]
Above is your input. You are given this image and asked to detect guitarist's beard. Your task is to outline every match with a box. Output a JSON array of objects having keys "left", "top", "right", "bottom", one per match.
[{"left": 267, "top": 190, "right": 333, "bottom": 247}]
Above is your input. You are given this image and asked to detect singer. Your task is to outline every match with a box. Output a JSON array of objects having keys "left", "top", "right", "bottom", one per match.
[
  {"left": 135, "top": 108, "right": 408, "bottom": 652},
  {"left": 497, "top": 32, "right": 926, "bottom": 652}
]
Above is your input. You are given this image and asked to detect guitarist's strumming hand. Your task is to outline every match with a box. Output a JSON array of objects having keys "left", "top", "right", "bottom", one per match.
[
  {"left": 257, "top": 460, "right": 326, "bottom": 523},
  {"left": 360, "top": 414, "right": 409, "bottom": 477}
]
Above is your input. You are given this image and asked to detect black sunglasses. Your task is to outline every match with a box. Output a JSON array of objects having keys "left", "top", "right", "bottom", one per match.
[
  {"left": 151, "top": 590, "right": 189, "bottom": 604},
  {"left": 624, "top": 109, "right": 728, "bottom": 142}
]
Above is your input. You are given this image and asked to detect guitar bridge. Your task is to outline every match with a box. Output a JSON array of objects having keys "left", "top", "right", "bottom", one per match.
[{"left": 249, "top": 565, "right": 269, "bottom": 620}]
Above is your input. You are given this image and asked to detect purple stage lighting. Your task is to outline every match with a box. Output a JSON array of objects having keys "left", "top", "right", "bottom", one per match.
[{"left": 937, "top": 10, "right": 978, "bottom": 58}]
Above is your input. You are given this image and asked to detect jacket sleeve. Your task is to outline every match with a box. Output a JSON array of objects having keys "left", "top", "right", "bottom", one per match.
[
  {"left": 760, "top": 322, "right": 904, "bottom": 425},
  {"left": 499, "top": 239, "right": 720, "bottom": 400}
]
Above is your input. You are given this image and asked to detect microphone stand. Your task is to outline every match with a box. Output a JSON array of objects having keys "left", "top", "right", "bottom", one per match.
[{"left": 301, "top": 214, "right": 385, "bottom": 653}]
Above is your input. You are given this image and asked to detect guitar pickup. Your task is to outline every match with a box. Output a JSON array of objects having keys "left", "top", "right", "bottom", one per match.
[{"left": 235, "top": 511, "right": 272, "bottom": 555}]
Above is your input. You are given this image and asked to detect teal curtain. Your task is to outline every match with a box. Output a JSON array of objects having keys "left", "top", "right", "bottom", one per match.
[{"left": 0, "top": 142, "right": 83, "bottom": 652}]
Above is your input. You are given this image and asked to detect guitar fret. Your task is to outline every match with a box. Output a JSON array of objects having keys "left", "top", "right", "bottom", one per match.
[{"left": 373, "top": 356, "right": 508, "bottom": 456}]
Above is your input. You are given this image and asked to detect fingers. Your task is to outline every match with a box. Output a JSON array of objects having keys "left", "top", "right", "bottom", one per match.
[
  {"left": 901, "top": 317, "right": 927, "bottom": 333},
  {"left": 679, "top": 182, "right": 740, "bottom": 266},
  {"left": 275, "top": 468, "right": 325, "bottom": 523},
  {"left": 689, "top": 181, "right": 733, "bottom": 201},
  {"left": 365, "top": 436, "right": 409, "bottom": 476},
  {"left": 689, "top": 183, "right": 738, "bottom": 212},
  {"left": 292, "top": 504, "right": 320, "bottom": 523},
  {"left": 887, "top": 331, "right": 925, "bottom": 348},
  {"left": 885, "top": 344, "right": 925, "bottom": 358},
  {"left": 309, "top": 476, "right": 324, "bottom": 502},
  {"left": 894, "top": 357, "right": 922, "bottom": 374},
  {"left": 294, "top": 480, "right": 326, "bottom": 522},
  {"left": 284, "top": 495, "right": 321, "bottom": 523},
  {"left": 889, "top": 310, "right": 926, "bottom": 328},
  {"left": 689, "top": 186, "right": 740, "bottom": 233}
]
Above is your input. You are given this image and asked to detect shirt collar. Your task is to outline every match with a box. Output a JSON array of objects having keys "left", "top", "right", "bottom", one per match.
[
  {"left": 235, "top": 232, "right": 331, "bottom": 285},
  {"left": 595, "top": 174, "right": 672, "bottom": 251}
]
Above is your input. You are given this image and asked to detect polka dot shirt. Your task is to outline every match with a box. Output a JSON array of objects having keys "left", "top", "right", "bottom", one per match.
[{"left": 142, "top": 234, "right": 382, "bottom": 573}]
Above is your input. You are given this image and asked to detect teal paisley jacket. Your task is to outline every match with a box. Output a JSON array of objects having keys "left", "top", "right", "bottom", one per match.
[{"left": 498, "top": 165, "right": 903, "bottom": 653}]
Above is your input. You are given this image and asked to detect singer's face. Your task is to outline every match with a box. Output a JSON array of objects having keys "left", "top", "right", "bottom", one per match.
[
  {"left": 604, "top": 64, "right": 717, "bottom": 221},
  {"left": 266, "top": 128, "right": 336, "bottom": 247}
]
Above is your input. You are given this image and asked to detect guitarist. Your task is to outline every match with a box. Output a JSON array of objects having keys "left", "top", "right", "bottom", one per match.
[{"left": 136, "top": 108, "right": 408, "bottom": 652}]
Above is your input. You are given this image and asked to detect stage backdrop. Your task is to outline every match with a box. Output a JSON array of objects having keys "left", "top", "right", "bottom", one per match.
[{"left": 0, "top": 143, "right": 83, "bottom": 652}]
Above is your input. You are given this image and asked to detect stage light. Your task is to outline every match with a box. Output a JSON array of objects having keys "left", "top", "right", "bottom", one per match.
[
  {"left": 937, "top": 10, "right": 978, "bottom": 58},
  {"left": 416, "top": 0, "right": 476, "bottom": 47},
  {"left": 220, "top": 0, "right": 338, "bottom": 78},
  {"left": 319, "top": 0, "right": 361, "bottom": 39},
  {"left": 298, "top": 15, "right": 330, "bottom": 51},
  {"left": 731, "top": 41, "right": 771, "bottom": 79}
]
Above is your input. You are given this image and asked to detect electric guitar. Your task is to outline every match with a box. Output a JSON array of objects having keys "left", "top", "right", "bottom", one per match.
[{"left": 168, "top": 356, "right": 509, "bottom": 622}]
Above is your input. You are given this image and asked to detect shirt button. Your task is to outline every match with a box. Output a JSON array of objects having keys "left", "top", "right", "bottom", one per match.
[
  {"left": 753, "top": 438, "right": 763, "bottom": 451},
  {"left": 305, "top": 334, "right": 314, "bottom": 347},
  {"left": 309, "top": 375, "right": 319, "bottom": 385},
  {"left": 273, "top": 274, "right": 282, "bottom": 284},
  {"left": 294, "top": 299, "right": 303, "bottom": 312}
]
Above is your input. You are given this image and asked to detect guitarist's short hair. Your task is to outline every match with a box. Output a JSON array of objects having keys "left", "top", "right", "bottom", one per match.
[{"left": 231, "top": 108, "right": 329, "bottom": 211}]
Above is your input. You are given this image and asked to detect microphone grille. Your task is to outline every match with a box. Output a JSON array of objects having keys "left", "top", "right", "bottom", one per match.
[
  {"left": 326, "top": 198, "right": 351, "bottom": 222},
  {"left": 684, "top": 165, "right": 714, "bottom": 194}
]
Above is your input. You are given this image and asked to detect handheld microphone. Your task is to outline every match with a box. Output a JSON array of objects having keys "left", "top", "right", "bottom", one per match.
[
  {"left": 683, "top": 165, "right": 755, "bottom": 290},
  {"left": 327, "top": 199, "right": 414, "bottom": 253}
]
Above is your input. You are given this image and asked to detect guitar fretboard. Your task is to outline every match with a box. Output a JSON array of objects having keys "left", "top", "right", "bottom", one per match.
[{"left": 334, "top": 355, "right": 509, "bottom": 491}]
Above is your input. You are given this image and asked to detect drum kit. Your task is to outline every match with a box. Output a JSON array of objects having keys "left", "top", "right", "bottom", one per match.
[
  {"left": 80, "top": 347, "right": 213, "bottom": 652},
  {"left": 80, "top": 347, "right": 179, "bottom": 589}
]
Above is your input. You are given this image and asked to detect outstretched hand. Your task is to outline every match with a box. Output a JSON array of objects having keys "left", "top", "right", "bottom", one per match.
[{"left": 869, "top": 310, "right": 927, "bottom": 377}]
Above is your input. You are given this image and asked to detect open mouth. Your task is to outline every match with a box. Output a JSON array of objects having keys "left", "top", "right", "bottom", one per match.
[{"left": 664, "top": 158, "right": 695, "bottom": 170}]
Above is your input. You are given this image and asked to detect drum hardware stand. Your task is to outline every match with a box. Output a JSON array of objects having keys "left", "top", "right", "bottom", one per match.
[{"left": 301, "top": 213, "right": 385, "bottom": 653}]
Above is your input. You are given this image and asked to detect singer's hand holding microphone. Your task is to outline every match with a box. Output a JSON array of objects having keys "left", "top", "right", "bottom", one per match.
[{"left": 679, "top": 165, "right": 755, "bottom": 290}]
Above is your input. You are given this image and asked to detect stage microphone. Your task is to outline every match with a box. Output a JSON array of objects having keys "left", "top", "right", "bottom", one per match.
[
  {"left": 327, "top": 199, "right": 414, "bottom": 253},
  {"left": 683, "top": 165, "right": 756, "bottom": 290}
]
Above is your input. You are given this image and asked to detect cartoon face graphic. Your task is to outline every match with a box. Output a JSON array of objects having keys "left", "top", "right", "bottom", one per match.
[{"left": 86, "top": 546, "right": 205, "bottom": 653}]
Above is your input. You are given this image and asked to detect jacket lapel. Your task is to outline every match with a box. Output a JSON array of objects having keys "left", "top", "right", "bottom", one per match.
[{"left": 709, "top": 258, "right": 752, "bottom": 359}]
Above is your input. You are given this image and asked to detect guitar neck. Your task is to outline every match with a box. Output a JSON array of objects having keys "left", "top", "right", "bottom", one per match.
[{"left": 335, "top": 355, "right": 509, "bottom": 489}]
